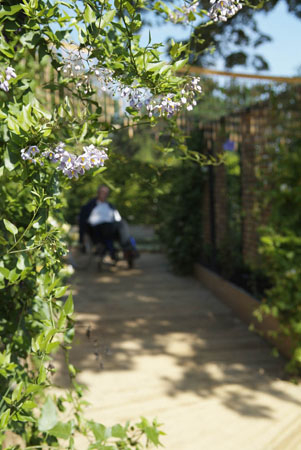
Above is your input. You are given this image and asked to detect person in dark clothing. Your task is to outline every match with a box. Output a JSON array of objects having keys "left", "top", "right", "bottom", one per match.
[{"left": 79, "top": 185, "right": 138, "bottom": 259}]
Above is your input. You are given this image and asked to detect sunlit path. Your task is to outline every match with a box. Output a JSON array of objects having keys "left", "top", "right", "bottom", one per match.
[{"left": 55, "top": 253, "right": 301, "bottom": 450}]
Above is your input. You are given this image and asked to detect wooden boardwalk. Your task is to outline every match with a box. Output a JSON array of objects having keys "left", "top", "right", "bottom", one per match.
[{"left": 55, "top": 253, "right": 301, "bottom": 450}]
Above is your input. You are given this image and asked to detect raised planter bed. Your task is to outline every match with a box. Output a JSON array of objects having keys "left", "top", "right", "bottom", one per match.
[{"left": 194, "top": 263, "right": 292, "bottom": 359}]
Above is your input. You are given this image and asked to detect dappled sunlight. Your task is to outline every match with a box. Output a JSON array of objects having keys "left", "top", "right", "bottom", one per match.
[
  {"left": 96, "top": 275, "right": 121, "bottom": 284},
  {"left": 131, "top": 294, "right": 161, "bottom": 303},
  {"left": 53, "top": 253, "right": 301, "bottom": 448}
]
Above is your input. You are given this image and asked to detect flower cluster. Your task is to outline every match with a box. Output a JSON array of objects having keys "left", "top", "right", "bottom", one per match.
[
  {"left": 21, "top": 143, "right": 109, "bottom": 179},
  {"left": 182, "top": 77, "right": 203, "bottom": 111},
  {"left": 57, "top": 51, "right": 203, "bottom": 117},
  {"left": 21, "top": 145, "right": 40, "bottom": 164},
  {"left": 94, "top": 68, "right": 115, "bottom": 92},
  {"left": 58, "top": 60, "right": 93, "bottom": 94},
  {"left": 169, "top": 2, "right": 199, "bottom": 24},
  {"left": 146, "top": 77, "right": 202, "bottom": 117},
  {"left": 208, "top": 0, "right": 243, "bottom": 22},
  {"left": 0, "top": 67, "right": 16, "bottom": 92},
  {"left": 146, "top": 94, "right": 182, "bottom": 118}
]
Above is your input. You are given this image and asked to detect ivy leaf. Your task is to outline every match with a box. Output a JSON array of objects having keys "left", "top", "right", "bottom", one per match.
[
  {"left": 38, "top": 396, "right": 58, "bottom": 432},
  {"left": 3, "top": 219, "right": 18, "bottom": 235}
]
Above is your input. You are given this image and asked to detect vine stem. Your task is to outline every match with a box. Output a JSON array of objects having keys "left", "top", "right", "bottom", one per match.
[
  {"left": 24, "top": 447, "right": 59, "bottom": 449},
  {"left": 119, "top": 0, "right": 140, "bottom": 77},
  {"left": 6, "top": 199, "right": 43, "bottom": 255}
]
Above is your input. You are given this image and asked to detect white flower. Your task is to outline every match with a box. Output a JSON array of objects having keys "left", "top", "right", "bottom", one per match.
[
  {"left": 21, "top": 143, "right": 109, "bottom": 179},
  {"left": 169, "top": 1, "right": 199, "bottom": 24},
  {"left": 56, "top": 55, "right": 202, "bottom": 118},
  {"left": 21, "top": 145, "right": 40, "bottom": 164},
  {"left": 0, "top": 80, "right": 9, "bottom": 92},
  {"left": 5, "top": 67, "right": 16, "bottom": 80},
  {"left": 208, "top": 0, "right": 243, "bottom": 22},
  {"left": 286, "top": 268, "right": 297, "bottom": 277},
  {"left": 280, "top": 183, "right": 288, "bottom": 192}
]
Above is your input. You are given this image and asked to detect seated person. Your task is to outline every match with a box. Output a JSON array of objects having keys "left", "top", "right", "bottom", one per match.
[{"left": 79, "top": 184, "right": 138, "bottom": 260}]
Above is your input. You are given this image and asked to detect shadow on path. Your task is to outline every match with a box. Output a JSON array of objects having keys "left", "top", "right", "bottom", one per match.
[{"left": 53, "top": 253, "right": 301, "bottom": 426}]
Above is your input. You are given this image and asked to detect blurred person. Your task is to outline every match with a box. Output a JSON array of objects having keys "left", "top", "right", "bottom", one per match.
[{"left": 79, "top": 184, "right": 138, "bottom": 261}]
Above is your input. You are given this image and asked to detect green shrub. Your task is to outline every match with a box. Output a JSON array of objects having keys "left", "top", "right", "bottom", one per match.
[
  {"left": 256, "top": 139, "right": 301, "bottom": 373},
  {"left": 157, "top": 163, "right": 204, "bottom": 274}
]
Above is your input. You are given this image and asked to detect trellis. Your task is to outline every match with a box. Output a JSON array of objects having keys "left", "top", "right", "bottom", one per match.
[{"left": 198, "top": 85, "right": 301, "bottom": 267}]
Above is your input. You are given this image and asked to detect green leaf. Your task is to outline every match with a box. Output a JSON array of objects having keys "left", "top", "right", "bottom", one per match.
[
  {"left": 17, "top": 254, "right": 27, "bottom": 270},
  {"left": 146, "top": 61, "right": 166, "bottom": 72},
  {"left": 0, "top": 267, "right": 10, "bottom": 279},
  {"left": 100, "top": 10, "right": 115, "bottom": 28},
  {"left": 20, "top": 105, "right": 33, "bottom": 127},
  {"left": 124, "top": 1, "right": 135, "bottom": 16},
  {"left": 8, "top": 269, "right": 19, "bottom": 283},
  {"left": 25, "top": 384, "right": 42, "bottom": 395},
  {"left": 42, "top": 127, "right": 52, "bottom": 137},
  {"left": 0, "top": 4, "right": 22, "bottom": 19},
  {"left": 112, "top": 424, "right": 126, "bottom": 438},
  {"left": 68, "top": 364, "right": 77, "bottom": 377},
  {"left": 0, "top": 409, "right": 10, "bottom": 429},
  {"left": 3, "top": 219, "right": 18, "bottom": 235},
  {"left": 46, "top": 341, "right": 60, "bottom": 353},
  {"left": 20, "top": 30, "right": 40, "bottom": 49},
  {"left": 14, "top": 413, "right": 35, "bottom": 423},
  {"left": 93, "top": 167, "right": 107, "bottom": 176},
  {"left": 293, "top": 347, "right": 301, "bottom": 363},
  {"left": 37, "top": 364, "right": 47, "bottom": 384},
  {"left": 173, "top": 58, "right": 188, "bottom": 71},
  {"left": 54, "top": 285, "right": 69, "bottom": 298},
  {"left": 22, "top": 400, "right": 37, "bottom": 411},
  {"left": 49, "top": 421, "right": 72, "bottom": 439},
  {"left": 84, "top": 5, "right": 96, "bottom": 23},
  {"left": 79, "top": 122, "right": 88, "bottom": 142},
  {"left": 38, "top": 396, "right": 58, "bottom": 432},
  {"left": 12, "top": 381, "right": 24, "bottom": 402},
  {"left": 63, "top": 293, "right": 74, "bottom": 316},
  {"left": 145, "top": 426, "right": 160, "bottom": 445},
  {"left": 57, "top": 310, "right": 66, "bottom": 329},
  {"left": 4, "top": 150, "right": 16, "bottom": 172},
  {"left": 88, "top": 421, "right": 106, "bottom": 442}
]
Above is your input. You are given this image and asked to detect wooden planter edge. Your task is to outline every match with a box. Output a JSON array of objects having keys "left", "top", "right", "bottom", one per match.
[{"left": 194, "top": 263, "right": 292, "bottom": 359}]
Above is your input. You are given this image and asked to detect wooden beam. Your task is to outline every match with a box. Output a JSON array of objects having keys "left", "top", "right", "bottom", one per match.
[
  {"left": 181, "top": 66, "right": 301, "bottom": 84},
  {"left": 57, "top": 43, "right": 301, "bottom": 84}
]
